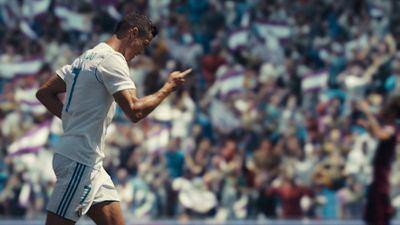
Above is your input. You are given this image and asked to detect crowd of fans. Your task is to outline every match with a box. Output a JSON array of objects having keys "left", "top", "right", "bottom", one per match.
[{"left": 1, "top": 0, "right": 400, "bottom": 221}]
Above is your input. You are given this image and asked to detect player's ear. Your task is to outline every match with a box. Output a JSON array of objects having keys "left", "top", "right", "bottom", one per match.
[{"left": 131, "top": 27, "right": 139, "bottom": 38}]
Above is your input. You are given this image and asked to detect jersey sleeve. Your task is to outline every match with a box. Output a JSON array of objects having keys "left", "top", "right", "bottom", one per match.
[
  {"left": 97, "top": 54, "right": 136, "bottom": 95},
  {"left": 56, "top": 65, "right": 72, "bottom": 80}
]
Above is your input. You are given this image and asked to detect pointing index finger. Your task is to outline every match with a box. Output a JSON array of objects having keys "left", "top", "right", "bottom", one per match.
[{"left": 180, "top": 68, "right": 192, "bottom": 77}]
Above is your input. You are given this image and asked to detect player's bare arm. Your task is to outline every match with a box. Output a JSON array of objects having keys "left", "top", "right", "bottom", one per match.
[
  {"left": 357, "top": 100, "right": 393, "bottom": 140},
  {"left": 114, "top": 68, "right": 192, "bottom": 123},
  {"left": 36, "top": 75, "right": 66, "bottom": 119}
]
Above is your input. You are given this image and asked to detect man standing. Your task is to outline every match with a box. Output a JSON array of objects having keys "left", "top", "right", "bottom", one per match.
[
  {"left": 36, "top": 12, "right": 191, "bottom": 225},
  {"left": 358, "top": 97, "right": 400, "bottom": 225}
]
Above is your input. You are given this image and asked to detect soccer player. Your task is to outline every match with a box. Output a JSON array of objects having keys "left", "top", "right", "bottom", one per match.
[
  {"left": 36, "top": 12, "right": 192, "bottom": 225},
  {"left": 358, "top": 97, "right": 400, "bottom": 225}
]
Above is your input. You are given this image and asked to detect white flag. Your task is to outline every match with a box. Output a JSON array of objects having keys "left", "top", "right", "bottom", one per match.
[{"left": 8, "top": 120, "right": 51, "bottom": 156}]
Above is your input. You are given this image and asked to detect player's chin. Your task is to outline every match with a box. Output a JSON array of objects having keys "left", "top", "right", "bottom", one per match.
[
  {"left": 128, "top": 54, "right": 137, "bottom": 61},
  {"left": 132, "top": 52, "right": 142, "bottom": 59}
]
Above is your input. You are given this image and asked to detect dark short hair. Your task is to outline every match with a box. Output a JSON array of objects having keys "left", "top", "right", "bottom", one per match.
[{"left": 114, "top": 12, "right": 158, "bottom": 38}]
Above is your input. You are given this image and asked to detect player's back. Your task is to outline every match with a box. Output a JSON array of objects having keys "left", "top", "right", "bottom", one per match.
[{"left": 55, "top": 43, "right": 133, "bottom": 168}]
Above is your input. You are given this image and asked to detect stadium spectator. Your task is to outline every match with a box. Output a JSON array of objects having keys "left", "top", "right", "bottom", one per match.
[{"left": 1, "top": 0, "right": 400, "bottom": 222}]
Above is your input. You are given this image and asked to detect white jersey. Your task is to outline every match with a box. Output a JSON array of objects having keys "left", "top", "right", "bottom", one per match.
[{"left": 55, "top": 43, "right": 136, "bottom": 168}]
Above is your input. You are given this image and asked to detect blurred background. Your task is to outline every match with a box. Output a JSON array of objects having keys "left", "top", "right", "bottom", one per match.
[{"left": 1, "top": 0, "right": 400, "bottom": 224}]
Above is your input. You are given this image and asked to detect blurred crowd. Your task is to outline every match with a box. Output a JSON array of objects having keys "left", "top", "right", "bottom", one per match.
[{"left": 2, "top": 0, "right": 400, "bottom": 221}]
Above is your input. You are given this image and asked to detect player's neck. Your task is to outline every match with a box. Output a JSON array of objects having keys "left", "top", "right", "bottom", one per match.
[{"left": 105, "top": 35, "right": 127, "bottom": 58}]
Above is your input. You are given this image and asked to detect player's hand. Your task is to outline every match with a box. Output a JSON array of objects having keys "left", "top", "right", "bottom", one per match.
[{"left": 164, "top": 68, "right": 192, "bottom": 92}]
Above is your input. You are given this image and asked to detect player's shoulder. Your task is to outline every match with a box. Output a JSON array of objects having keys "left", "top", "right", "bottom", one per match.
[
  {"left": 93, "top": 45, "right": 126, "bottom": 66},
  {"left": 99, "top": 52, "right": 127, "bottom": 70},
  {"left": 93, "top": 43, "right": 125, "bottom": 60}
]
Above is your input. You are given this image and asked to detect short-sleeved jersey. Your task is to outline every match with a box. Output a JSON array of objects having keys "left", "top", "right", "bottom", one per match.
[{"left": 55, "top": 43, "right": 135, "bottom": 168}]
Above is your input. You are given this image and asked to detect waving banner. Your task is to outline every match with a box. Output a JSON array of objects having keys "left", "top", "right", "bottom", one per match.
[{"left": 8, "top": 120, "right": 51, "bottom": 156}]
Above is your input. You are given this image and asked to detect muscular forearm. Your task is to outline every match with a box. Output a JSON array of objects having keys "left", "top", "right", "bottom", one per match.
[
  {"left": 364, "top": 111, "right": 380, "bottom": 133},
  {"left": 35, "top": 75, "right": 66, "bottom": 119},
  {"left": 115, "top": 68, "right": 192, "bottom": 123},
  {"left": 364, "top": 111, "right": 391, "bottom": 140},
  {"left": 128, "top": 87, "right": 170, "bottom": 122},
  {"left": 36, "top": 90, "right": 64, "bottom": 119}
]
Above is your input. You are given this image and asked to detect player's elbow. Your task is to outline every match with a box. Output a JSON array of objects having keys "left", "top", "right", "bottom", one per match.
[
  {"left": 129, "top": 116, "right": 140, "bottom": 123},
  {"left": 125, "top": 103, "right": 142, "bottom": 123},
  {"left": 36, "top": 88, "right": 47, "bottom": 103},
  {"left": 375, "top": 132, "right": 392, "bottom": 141},
  {"left": 130, "top": 116, "right": 142, "bottom": 123},
  {"left": 129, "top": 112, "right": 143, "bottom": 123}
]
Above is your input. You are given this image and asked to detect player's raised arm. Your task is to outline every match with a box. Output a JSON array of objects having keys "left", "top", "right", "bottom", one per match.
[
  {"left": 36, "top": 75, "right": 66, "bottom": 119},
  {"left": 357, "top": 100, "right": 395, "bottom": 140},
  {"left": 113, "top": 68, "right": 192, "bottom": 123}
]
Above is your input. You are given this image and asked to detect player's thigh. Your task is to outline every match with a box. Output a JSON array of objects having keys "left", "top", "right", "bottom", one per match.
[
  {"left": 86, "top": 201, "right": 125, "bottom": 225},
  {"left": 45, "top": 211, "right": 76, "bottom": 225}
]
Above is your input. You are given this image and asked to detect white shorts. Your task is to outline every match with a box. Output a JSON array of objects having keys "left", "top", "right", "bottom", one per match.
[{"left": 46, "top": 154, "right": 120, "bottom": 222}]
